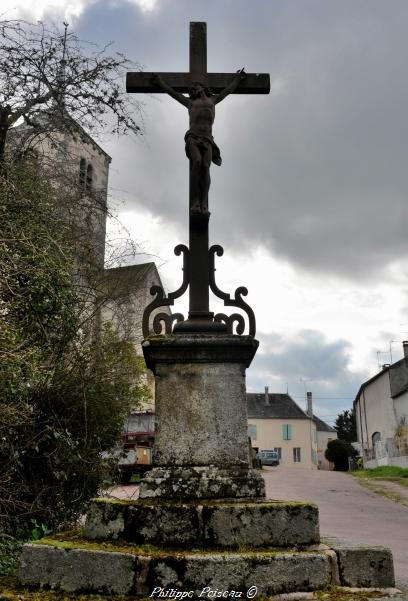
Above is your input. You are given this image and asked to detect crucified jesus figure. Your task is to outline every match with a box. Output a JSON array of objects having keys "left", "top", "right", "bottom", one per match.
[{"left": 152, "top": 69, "right": 246, "bottom": 215}]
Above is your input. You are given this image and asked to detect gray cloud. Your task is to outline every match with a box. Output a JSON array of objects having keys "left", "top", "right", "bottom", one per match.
[
  {"left": 247, "top": 329, "right": 366, "bottom": 421},
  {"left": 68, "top": 0, "right": 408, "bottom": 283}
]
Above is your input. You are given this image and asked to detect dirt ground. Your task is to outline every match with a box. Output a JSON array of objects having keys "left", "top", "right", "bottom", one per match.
[{"left": 262, "top": 466, "right": 408, "bottom": 592}]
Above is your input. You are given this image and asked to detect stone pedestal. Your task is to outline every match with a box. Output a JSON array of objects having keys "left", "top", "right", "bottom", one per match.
[
  {"left": 141, "top": 333, "right": 264, "bottom": 499},
  {"left": 17, "top": 332, "right": 397, "bottom": 596}
]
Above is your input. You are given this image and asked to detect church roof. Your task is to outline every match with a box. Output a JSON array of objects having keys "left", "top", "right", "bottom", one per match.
[
  {"left": 246, "top": 393, "right": 309, "bottom": 419},
  {"left": 13, "top": 110, "right": 112, "bottom": 161},
  {"left": 102, "top": 262, "right": 163, "bottom": 302}
]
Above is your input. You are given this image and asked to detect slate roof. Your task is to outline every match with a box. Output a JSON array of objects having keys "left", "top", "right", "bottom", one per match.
[
  {"left": 246, "top": 393, "right": 309, "bottom": 419},
  {"left": 312, "top": 415, "right": 336, "bottom": 433}
]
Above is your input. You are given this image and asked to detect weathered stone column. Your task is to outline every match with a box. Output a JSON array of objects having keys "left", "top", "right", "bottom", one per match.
[{"left": 140, "top": 333, "right": 265, "bottom": 499}]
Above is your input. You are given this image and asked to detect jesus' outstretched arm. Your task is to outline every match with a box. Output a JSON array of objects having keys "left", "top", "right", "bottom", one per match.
[
  {"left": 151, "top": 74, "right": 191, "bottom": 108},
  {"left": 213, "top": 68, "right": 246, "bottom": 105}
]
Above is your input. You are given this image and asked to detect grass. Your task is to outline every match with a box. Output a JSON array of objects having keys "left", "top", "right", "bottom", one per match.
[
  {"left": 351, "top": 466, "right": 408, "bottom": 507},
  {"left": 352, "top": 466, "right": 408, "bottom": 485}
]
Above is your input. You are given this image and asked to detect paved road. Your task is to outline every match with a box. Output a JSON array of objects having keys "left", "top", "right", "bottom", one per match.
[{"left": 263, "top": 466, "right": 408, "bottom": 591}]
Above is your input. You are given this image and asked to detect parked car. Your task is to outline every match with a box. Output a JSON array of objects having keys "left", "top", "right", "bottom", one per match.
[{"left": 259, "top": 449, "right": 280, "bottom": 467}]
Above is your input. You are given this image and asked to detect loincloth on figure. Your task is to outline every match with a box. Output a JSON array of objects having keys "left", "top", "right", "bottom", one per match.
[{"left": 184, "top": 131, "right": 222, "bottom": 166}]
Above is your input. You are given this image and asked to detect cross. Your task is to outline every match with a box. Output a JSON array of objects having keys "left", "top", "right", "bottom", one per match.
[
  {"left": 126, "top": 22, "right": 270, "bottom": 96},
  {"left": 127, "top": 22, "right": 270, "bottom": 334}
]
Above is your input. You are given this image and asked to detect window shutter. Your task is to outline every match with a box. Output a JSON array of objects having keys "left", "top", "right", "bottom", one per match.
[{"left": 282, "top": 424, "right": 292, "bottom": 440}]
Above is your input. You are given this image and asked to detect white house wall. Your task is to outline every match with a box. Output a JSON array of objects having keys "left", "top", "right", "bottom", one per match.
[{"left": 356, "top": 370, "right": 397, "bottom": 449}]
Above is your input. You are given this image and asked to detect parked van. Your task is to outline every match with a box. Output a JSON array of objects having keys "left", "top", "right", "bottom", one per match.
[{"left": 259, "top": 449, "right": 280, "bottom": 466}]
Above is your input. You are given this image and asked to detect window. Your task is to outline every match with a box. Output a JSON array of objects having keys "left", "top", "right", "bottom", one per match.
[
  {"left": 79, "top": 158, "right": 86, "bottom": 189},
  {"left": 372, "top": 431, "right": 381, "bottom": 445},
  {"left": 86, "top": 163, "right": 93, "bottom": 191},
  {"left": 79, "top": 159, "right": 95, "bottom": 193},
  {"left": 273, "top": 447, "right": 282, "bottom": 460},
  {"left": 282, "top": 424, "right": 292, "bottom": 440},
  {"left": 293, "top": 447, "right": 301, "bottom": 463},
  {"left": 248, "top": 424, "right": 257, "bottom": 441}
]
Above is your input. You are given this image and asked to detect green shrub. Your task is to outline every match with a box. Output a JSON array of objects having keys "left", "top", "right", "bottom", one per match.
[
  {"left": 0, "top": 164, "right": 149, "bottom": 534},
  {"left": 0, "top": 534, "right": 22, "bottom": 576},
  {"left": 325, "top": 439, "right": 353, "bottom": 471}
]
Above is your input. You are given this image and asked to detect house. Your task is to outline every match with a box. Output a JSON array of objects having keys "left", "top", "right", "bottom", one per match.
[
  {"left": 354, "top": 341, "right": 408, "bottom": 468},
  {"left": 247, "top": 388, "right": 318, "bottom": 469},
  {"left": 101, "top": 263, "right": 170, "bottom": 405},
  {"left": 312, "top": 414, "right": 337, "bottom": 470}
]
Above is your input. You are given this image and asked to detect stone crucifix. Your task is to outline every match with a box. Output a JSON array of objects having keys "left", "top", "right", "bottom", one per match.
[{"left": 127, "top": 22, "right": 270, "bottom": 333}]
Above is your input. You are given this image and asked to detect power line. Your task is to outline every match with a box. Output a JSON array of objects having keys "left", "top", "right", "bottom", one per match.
[{"left": 291, "top": 394, "right": 354, "bottom": 401}]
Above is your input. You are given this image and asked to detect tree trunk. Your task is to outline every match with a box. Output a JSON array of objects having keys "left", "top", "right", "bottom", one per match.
[{"left": 0, "top": 105, "right": 11, "bottom": 167}]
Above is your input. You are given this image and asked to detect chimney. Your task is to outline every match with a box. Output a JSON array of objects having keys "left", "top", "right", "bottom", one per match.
[
  {"left": 264, "top": 386, "right": 269, "bottom": 406},
  {"left": 306, "top": 391, "right": 313, "bottom": 418},
  {"left": 403, "top": 341, "right": 408, "bottom": 359}
]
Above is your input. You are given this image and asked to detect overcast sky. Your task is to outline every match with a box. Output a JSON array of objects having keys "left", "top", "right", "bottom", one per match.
[{"left": 6, "top": 0, "right": 408, "bottom": 423}]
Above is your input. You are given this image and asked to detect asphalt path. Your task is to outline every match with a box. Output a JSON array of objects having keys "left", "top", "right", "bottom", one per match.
[{"left": 263, "top": 466, "right": 408, "bottom": 592}]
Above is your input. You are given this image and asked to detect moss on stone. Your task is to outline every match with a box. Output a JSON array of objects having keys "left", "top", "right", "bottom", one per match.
[
  {"left": 315, "top": 585, "right": 390, "bottom": 600},
  {"left": 144, "top": 334, "right": 176, "bottom": 343},
  {"left": 31, "top": 534, "right": 321, "bottom": 559},
  {"left": 90, "top": 497, "right": 317, "bottom": 509},
  {"left": 92, "top": 497, "right": 140, "bottom": 506},
  {"left": 0, "top": 575, "right": 150, "bottom": 600}
]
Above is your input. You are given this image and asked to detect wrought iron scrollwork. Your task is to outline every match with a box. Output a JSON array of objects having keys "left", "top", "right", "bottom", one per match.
[
  {"left": 142, "top": 245, "right": 189, "bottom": 337},
  {"left": 152, "top": 312, "right": 185, "bottom": 334},
  {"left": 209, "top": 245, "right": 256, "bottom": 337},
  {"left": 142, "top": 243, "right": 256, "bottom": 337}
]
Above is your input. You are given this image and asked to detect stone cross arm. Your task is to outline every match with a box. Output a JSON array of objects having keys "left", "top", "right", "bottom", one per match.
[{"left": 126, "top": 71, "right": 270, "bottom": 94}]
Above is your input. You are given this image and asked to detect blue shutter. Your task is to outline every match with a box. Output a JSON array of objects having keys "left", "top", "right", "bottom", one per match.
[{"left": 282, "top": 424, "right": 292, "bottom": 440}]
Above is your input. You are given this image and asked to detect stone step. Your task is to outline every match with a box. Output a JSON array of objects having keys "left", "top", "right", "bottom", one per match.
[
  {"left": 18, "top": 537, "right": 395, "bottom": 597},
  {"left": 138, "top": 466, "right": 266, "bottom": 500},
  {"left": 84, "top": 497, "right": 320, "bottom": 547}
]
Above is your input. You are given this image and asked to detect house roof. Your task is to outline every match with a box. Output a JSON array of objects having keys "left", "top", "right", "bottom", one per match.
[
  {"left": 353, "top": 353, "right": 408, "bottom": 405},
  {"left": 389, "top": 357, "right": 408, "bottom": 398},
  {"left": 312, "top": 414, "right": 336, "bottom": 433},
  {"left": 246, "top": 393, "right": 309, "bottom": 419}
]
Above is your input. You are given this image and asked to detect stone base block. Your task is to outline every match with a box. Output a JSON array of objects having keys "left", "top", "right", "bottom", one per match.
[
  {"left": 139, "top": 465, "right": 265, "bottom": 500},
  {"left": 84, "top": 498, "right": 320, "bottom": 547},
  {"left": 19, "top": 543, "right": 135, "bottom": 595},
  {"left": 18, "top": 536, "right": 396, "bottom": 597},
  {"left": 19, "top": 540, "right": 332, "bottom": 597},
  {"left": 322, "top": 538, "right": 395, "bottom": 588}
]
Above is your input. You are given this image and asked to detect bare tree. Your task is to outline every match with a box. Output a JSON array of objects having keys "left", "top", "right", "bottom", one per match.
[{"left": 0, "top": 19, "right": 143, "bottom": 163}]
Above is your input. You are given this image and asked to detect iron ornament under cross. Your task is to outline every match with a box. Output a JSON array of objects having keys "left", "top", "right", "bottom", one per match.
[{"left": 127, "top": 22, "right": 270, "bottom": 336}]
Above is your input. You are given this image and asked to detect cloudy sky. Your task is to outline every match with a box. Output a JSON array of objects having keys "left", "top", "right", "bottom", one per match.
[{"left": 6, "top": 0, "right": 408, "bottom": 424}]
